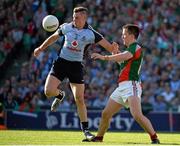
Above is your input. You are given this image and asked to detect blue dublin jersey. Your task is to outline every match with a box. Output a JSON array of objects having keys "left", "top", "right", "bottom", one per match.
[{"left": 57, "top": 22, "right": 103, "bottom": 62}]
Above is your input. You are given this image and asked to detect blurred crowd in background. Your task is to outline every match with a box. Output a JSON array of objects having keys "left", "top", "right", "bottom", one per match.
[{"left": 0, "top": 0, "right": 180, "bottom": 114}]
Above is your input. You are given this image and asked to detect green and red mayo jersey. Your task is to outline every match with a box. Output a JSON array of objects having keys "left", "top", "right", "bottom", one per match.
[{"left": 118, "top": 42, "right": 143, "bottom": 83}]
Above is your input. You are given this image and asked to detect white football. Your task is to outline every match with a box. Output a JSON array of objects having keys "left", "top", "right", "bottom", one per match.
[{"left": 42, "top": 15, "right": 59, "bottom": 32}]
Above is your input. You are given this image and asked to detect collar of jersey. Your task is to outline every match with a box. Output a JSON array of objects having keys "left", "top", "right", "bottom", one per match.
[{"left": 72, "top": 22, "right": 88, "bottom": 29}]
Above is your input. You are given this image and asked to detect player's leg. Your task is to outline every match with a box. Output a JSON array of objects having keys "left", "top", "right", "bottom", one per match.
[
  {"left": 128, "top": 96, "right": 160, "bottom": 144},
  {"left": 70, "top": 83, "right": 87, "bottom": 121},
  {"left": 68, "top": 61, "right": 94, "bottom": 141},
  {"left": 68, "top": 61, "right": 94, "bottom": 140},
  {"left": 70, "top": 83, "right": 94, "bottom": 140},
  {"left": 91, "top": 101, "right": 123, "bottom": 142},
  {"left": 45, "top": 74, "right": 65, "bottom": 111},
  {"left": 94, "top": 98, "right": 123, "bottom": 141},
  {"left": 44, "top": 74, "right": 61, "bottom": 98},
  {"left": 48, "top": 58, "right": 66, "bottom": 111},
  {"left": 91, "top": 82, "right": 128, "bottom": 142}
]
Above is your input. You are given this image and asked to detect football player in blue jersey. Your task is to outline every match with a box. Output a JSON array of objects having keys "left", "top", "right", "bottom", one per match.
[{"left": 34, "top": 6, "right": 119, "bottom": 141}]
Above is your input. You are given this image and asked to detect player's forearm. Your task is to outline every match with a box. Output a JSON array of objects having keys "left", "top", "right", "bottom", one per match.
[
  {"left": 103, "top": 54, "right": 122, "bottom": 61},
  {"left": 39, "top": 35, "right": 58, "bottom": 51},
  {"left": 104, "top": 52, "right": 132, "bottom": 62},
  {"left": 98, "top": 39, "right": 114, "bottom": 52},
  {"left": 105, "top": 44, "right": 114, "bottom": 52}
]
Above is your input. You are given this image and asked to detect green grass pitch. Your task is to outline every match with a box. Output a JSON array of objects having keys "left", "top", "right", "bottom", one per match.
[{"left": 0, "top": 130, "right": 180, "bottom": 145}]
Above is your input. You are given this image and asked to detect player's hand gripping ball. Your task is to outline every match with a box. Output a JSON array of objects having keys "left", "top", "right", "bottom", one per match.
[{"left": 42, "top": 15, "right": 59, "bottom": 32}]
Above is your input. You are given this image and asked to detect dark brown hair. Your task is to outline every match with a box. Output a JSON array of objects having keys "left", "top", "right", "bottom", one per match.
[{"left": 123, "top": 24, "right": 140, "bottom": 39}]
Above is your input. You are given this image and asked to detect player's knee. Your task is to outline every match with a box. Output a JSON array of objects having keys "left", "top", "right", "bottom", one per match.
[
  {"left": 75, "top": 97, "right": 85, "bottom": 105},
  {"left": 102, "top": 110, "right": 111, "bottom": 120},
  {"left": 132, "top": 112, "right": 143, "bottom": 122},
  {"left": 44, "top": 88, "right": 53, "bottom": 98}
]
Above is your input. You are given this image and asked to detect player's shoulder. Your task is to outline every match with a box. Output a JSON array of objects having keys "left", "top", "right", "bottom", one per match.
[
  {"left": 86, "top": 24, "right": 103, "bottom": 37},
  {"left": 60, "top": 22, "right": 72, "bottom": 29},
  {"left": 59, "top": 22, "right": 73, "bottom": 34},
  {"left": 129, "top": 42, "right": 142, "bottom": 49},
  {"left": 86, "top": 24, "right": 96, "bottom": 31}
]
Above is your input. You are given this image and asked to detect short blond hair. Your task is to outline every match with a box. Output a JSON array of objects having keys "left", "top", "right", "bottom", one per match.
[{"left": 73, "top": 6, "right": 88, "bottom": 15}]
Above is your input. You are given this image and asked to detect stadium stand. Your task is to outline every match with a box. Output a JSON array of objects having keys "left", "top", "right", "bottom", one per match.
[{"left": 0, "top": 0, "right": 179, "bottom": 116}]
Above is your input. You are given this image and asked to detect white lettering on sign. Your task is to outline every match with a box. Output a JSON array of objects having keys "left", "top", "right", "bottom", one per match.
[{"left": 46, "top": 111, "right": 134, "bottom": 131}]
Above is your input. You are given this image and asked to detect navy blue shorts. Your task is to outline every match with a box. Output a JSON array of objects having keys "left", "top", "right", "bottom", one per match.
[{"left": 49, "top": 57, "right": 84, "bottom": 84}]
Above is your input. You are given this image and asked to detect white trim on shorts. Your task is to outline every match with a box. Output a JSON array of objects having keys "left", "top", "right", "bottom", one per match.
[{"left": 110, "top": 81, "right": 142, "bottom": 108}]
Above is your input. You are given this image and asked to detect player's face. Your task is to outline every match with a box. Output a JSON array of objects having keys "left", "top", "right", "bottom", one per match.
[
  {"left": 73, "top": 12, "right": 86, "bottom": 28},
  {"left": 122, "top": 28, "right": 132, "bottom": 46}
]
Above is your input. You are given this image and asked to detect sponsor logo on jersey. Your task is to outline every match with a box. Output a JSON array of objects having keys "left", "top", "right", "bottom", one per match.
[{"left": 71, "top": 40, "right": 78, "bottom": 47}]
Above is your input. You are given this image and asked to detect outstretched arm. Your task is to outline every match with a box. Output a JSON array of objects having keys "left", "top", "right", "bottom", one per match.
[
  {"left": 91, "top": 51, "right": 133, "bottom": 62},
  {"left": 34, "top": 31, "right": 59, "bottom": 57},
  {"left": 97, "top": 38, "right": 119, "bottom": 54}
]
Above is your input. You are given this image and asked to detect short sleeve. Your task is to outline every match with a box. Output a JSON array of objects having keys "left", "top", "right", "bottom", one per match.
[
  {"left": 57, "top": 23, "right": 68, "bottom": 36},
  {"left": 93, "top": 31, "right": 103, "bottom": 43},
  {"left": 88, "top": 25, "right": 103, "bottom": 43},
  {"left": 57, "top": 28, "right": 63, "bottom": 36}
]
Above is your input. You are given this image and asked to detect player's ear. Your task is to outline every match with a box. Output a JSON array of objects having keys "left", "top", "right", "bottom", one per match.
[{"left": 83, "top": 14, "right": 87, "bottom": 20}]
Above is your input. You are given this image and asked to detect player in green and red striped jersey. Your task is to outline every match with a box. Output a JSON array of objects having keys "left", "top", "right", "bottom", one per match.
[
  {"left": 91, "top": 24, "right": 160, "bottom": 144},
  {"left": 118, "top": 42, "right": 143, "bottom": 82}
]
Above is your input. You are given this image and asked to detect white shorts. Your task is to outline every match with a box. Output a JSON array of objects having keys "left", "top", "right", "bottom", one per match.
[{"left": 110, "top": 81, "right": 142, "bottom": 108}]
